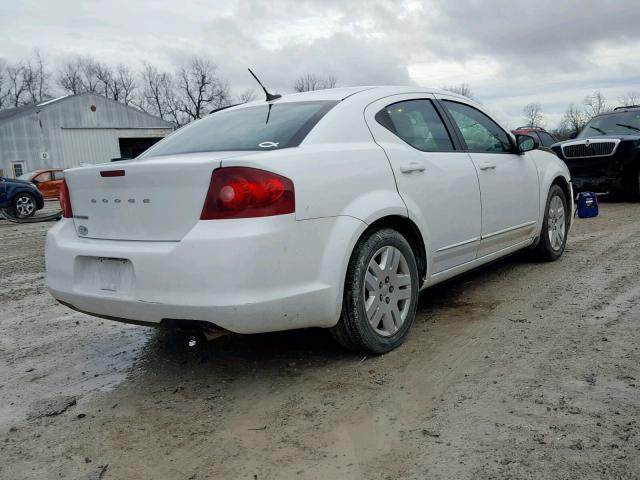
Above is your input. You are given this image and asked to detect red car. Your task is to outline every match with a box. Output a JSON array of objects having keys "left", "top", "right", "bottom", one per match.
[
  {"left": 18, "top": 168, "right": 65, "bottom": 199},
  {"left": 511, "top": 127, "right": 558, "bottom": 148}
]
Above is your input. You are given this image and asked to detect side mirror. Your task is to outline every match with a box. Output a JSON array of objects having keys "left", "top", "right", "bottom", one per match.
[
  {"left": 569, "top": 131, "right": 578, "bottom": 139},
  {"left": 516, "top": 134, "right": 538, "bottom": 154},
  {"left": 31, "top": 179, "right": 39, "bottom": 185}
]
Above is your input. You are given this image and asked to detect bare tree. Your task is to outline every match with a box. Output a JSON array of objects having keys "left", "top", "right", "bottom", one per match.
[
  {"left": 0, "top": 58, "right": 9, "bottom": 109},
  {"left": 94, "top": 61, "right": 114, "bottom": 97},
  {"left": 138, "top": 63, "right": 176, "bottom": 122},
  {"left": 6, "top": 62, "right": 28, "bottom": 107},
  {"left": 618, "top": 91, "right": 640, "bottom": 107},
  {"left": 0, "top": 52, "right": 52, "bottom": 107},
  {"left": 77, "top": 57, "right": 101, "bottom": 93},
  {"left": 442, "top": 83, "right": 473, "bottom": 99},
  {"left": 293, "top": 73, "right": 337, "bottom": 92},
  {"left": 522, "top": 102, "right": 544, "bottom": 128},
  {"left": 57, "top": 58, "right": 84, "bottom": 94},
  {"left": 561, "top": 103, "right": 588, "bottom": 133},
  {"left": 583, "top": 91, "right": 610, "bottom": 119},
  {"left": 113, "top": 65, "right": 137, "bottom": 105},
  {"left": 23, "top": 50, "right": 50, "bottom": 103},
  {"left": 237, "top": 88, "right": 257, "bottom": 103},
  {"left": 175, "top": 57, "right": 230, "bottom": 124},
  {"left": 57, "top": 56, "right": 104, "bottom": 95}
]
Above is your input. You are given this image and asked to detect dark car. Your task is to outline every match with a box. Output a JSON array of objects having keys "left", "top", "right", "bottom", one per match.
[
  {"left": 0, "top": 176, "right": 45, "bottom": 218},
  {"left": 551, "top": 106, "right": 640, "bottom": 196},
  {"left": 512, "top": 127, "right": 558, "bottom": 148}
]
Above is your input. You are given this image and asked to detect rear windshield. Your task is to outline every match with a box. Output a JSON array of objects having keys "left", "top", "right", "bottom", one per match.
[{"left": 140, "top": 101, "right": 337, "bottom": 157}]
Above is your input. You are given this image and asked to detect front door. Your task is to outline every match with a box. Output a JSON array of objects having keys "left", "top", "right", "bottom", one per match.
[
  {"left": 365, "top": 96, "right": 482, "bottom": 274},
  {"left": 439, "top": 98, "right": 540, "bottom": 257}
]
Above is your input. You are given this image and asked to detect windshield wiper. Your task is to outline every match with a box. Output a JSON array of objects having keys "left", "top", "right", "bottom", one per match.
[
  {"left": 616, "top": 123, "right": 640, "bottom": 133},
  {"left": 588, "top": 125, "right": 607, "bottom": 135}
]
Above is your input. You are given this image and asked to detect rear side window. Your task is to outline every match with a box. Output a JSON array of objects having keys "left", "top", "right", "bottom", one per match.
[
  {"left": 444, "top": 101, "right": 513, "bottom": 153},
  {"left": 376, "top": 100, "right": 454, "bottom": 152},
  {"left": 52, "top": 171, "right": 64, "bottom": 180},
  {"left": 141, "top": 101, "right": 338, "bottom": 157}
]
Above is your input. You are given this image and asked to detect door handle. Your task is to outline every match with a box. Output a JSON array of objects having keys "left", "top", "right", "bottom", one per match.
[
  {"left": 400, "top": 161, "right": 426, "bottom": 173},
  {"left": 478, "top": 160, "right": 496, "bottom": 170}
]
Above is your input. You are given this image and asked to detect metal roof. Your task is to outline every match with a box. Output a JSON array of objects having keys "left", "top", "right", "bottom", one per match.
[{"left": 0, "top": 93, "right": 170, "bottom": 127}]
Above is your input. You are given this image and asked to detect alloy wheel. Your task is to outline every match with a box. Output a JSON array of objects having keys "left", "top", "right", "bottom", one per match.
[
  {"left": 363, "top": 246, "right": 413, "bottom": 337},
  {"left": 547, "top": 194, "right": 566, "bottom": 251},
  {"left": 15, "top": 195, "right": 35, "bottom": 217}
]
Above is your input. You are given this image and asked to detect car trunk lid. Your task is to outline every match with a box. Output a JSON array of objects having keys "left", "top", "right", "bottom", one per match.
[{"left": 65, "top": 152, "right": 245, "bottom": 241}]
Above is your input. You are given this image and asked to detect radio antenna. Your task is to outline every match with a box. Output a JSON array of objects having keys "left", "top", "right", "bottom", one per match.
[{"left": 248, "top": 68, "right": 281, "bottom": 102}]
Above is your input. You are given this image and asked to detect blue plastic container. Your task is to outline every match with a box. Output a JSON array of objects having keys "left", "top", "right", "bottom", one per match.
[{"left": 576, "top": 192, "right": 598, "bottom": 218}]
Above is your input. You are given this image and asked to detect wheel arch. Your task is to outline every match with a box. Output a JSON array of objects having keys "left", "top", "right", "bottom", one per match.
[
  {"left": 363, "top": 215, "right": 427, "bottom": 282},
  {"left": 551, "top": 175, "right": 572, "bottom": 206}
]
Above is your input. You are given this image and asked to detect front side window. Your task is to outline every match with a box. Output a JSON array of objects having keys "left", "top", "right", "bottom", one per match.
[
  {"left": 444, "top": 101, "right": 513, "bottom": 153},
  {"left": 140, "top": 101, "right": 338, "bottom": 158},
  {"left": 375, "top": 99, "right": 454, "bottom": 152},
  {"left": 577, "top": 110, "right": 640, "bottom": 138},
  {"left": 35, "top": 172, "right": 52, "bottom": 182}
]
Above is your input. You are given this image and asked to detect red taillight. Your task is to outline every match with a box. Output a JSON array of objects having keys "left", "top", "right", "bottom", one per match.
[
  {"left": 201, "top": 167, "right": 295, "bottom": 220},
  {"left": 59, "top": 179, "right": 73, "bottom": 218}
]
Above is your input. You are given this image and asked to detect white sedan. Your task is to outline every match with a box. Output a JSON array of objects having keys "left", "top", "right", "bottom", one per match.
[{"left": 46, "top": 86, "right": 572, "bottom": 354}]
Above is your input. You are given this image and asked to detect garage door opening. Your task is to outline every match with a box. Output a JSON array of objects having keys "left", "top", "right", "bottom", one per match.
[{"left": 119, "top": 137, "right": 163, "bottom": 159}]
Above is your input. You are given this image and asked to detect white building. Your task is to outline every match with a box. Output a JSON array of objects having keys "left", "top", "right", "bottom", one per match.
[{"left": 0, "top": 93, "right": 173, "bottom": 178}]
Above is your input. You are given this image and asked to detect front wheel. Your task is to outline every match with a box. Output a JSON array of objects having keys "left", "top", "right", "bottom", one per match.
[
  {"left": 13, "top": 193, "right": 37, "bottom": 218},
  {"left": 532, "top": 185, "right": 568, "bottom": 261},
  {"left": 330, "top": 228, "right": 419, "bottom": 354}
]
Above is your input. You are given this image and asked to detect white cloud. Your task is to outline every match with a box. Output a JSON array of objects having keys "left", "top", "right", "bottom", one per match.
[{"left": 1, "top": 0, "right": 639, "bottom": 128}]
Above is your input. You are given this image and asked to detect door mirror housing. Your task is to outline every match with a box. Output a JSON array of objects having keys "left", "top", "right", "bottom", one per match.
[
  {"left": 568, "top": 131, "right": 578, "bottom": 139},
  {"left": 516, "top": 134, "right": 538, "bottom": 154}
]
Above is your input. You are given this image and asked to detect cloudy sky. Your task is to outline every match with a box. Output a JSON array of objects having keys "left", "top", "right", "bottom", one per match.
[{"left": 2, "top": 0, "right": 640, "bottom": 128}]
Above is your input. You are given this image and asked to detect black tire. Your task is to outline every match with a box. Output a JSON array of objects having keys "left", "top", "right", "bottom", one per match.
[
  {"left": 12, "top": 192, "right": 37, "bottom": 218},
  {"left": 532, "top": 185, "right": 569, "bottom": 261},
  {"left": 330, "top": 228, "right": 419, "bottom": 354}
]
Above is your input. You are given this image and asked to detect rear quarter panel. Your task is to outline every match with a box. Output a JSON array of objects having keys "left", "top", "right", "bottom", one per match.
[
  {"left": 220, "top": 143, "right": 407, "bottom": 222},
  {"left": 530, "top": 149, "right": 573, "bottom": 222}
]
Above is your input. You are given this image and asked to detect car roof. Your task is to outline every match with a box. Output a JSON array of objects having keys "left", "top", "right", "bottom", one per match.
[{"left": 239, "top": 85, "right": 469, "bottom": 105}]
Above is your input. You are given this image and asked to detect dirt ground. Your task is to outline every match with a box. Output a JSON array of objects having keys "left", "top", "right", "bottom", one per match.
[{"left": 1, "top": 201, "right": 639, "bottom": 480}]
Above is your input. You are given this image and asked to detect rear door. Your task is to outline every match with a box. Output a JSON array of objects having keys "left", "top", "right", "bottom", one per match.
[
  {"left": 50, "top": 170, "right": 65, "bottom": 198},
  {"left": 439, "top": 97, "right": 540, "bottom": 257},
  {"left": 365, "top": 95, "right": 481, "bottom": 273}
]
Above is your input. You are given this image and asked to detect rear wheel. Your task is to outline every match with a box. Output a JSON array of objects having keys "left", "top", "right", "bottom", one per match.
[
  {"left": 532, "top": 185, "right": 568, "bottom": 261},
  {"left": 330, "top": 228, "right": 419, "bottom": 354},
  {"left": 13, "top": 193, "right": 37, "bottom": 218}
]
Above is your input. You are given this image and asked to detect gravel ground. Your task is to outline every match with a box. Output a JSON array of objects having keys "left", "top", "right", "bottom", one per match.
[{"left": 1, "top": 202, "right": 639, "bottom": 480}]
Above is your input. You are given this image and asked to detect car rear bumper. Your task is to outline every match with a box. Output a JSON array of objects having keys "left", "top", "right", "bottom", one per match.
[{"left": 46, "top": 215, "right": 365, "bottom": 334}]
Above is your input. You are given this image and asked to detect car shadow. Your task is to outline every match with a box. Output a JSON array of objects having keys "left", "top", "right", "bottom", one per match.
[{"left": 125, "top": 251, "right": 521, "bottom": 385}]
